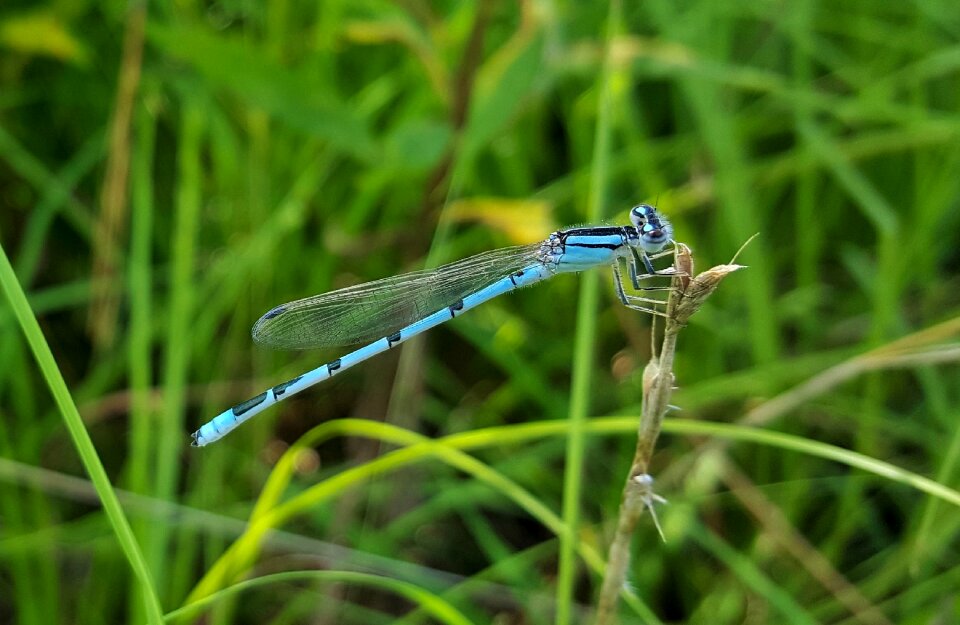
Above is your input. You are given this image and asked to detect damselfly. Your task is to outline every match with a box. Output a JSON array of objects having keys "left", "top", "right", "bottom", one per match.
[{"left": 192, "top": 204, "right": 675, "bottom": 446}]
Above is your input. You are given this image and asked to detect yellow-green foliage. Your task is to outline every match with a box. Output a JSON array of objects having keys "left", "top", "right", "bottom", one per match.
[{"left": 1, "top": 1, "right": 959, "bottom": 624}]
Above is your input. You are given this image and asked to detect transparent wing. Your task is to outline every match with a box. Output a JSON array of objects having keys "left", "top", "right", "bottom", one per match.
[{"left": 252, "top": 244, "right": 543, "bottom": 349}]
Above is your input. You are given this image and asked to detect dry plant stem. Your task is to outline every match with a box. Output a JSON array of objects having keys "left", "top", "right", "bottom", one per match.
[
  {"left": 687, "top": 316, "right": 960, "bottom": 485},
  {"left": 594, "top": 305, "right": 680, "bottom": 625},
  {"left": 89, "top": 2, "right": 146, "bottom": 350},
  {"left": 595, "top": 244, "right": 745, "bottom": 625},
  {"left": 633, "top": 330, "right": 678, "bottom": 474},
  {"left": 720, "top": 460, "right": 893, "bottom": 625}
]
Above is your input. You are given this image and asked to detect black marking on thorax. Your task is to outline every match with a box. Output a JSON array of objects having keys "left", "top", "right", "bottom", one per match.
[
  {"left": 558, "top": 226, "right": 629, "bottom": 250},
  {"left": 232, "top": 392, "right": 268, "bottom": 416}
]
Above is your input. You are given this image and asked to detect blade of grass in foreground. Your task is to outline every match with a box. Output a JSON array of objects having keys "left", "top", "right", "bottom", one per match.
[
  {"left": 0, "top": 241, "right": 164, "bottom": 625},
  {"left": 557, "top": 2, "right": 620, "bottom": 624},
  {"left": 170, "top": 571, "right": 473, "bottom": 625}
]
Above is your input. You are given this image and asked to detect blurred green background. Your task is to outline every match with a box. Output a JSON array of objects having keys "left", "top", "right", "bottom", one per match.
[{"left": 2, "top": 0, "right": 960, "bottom": 623}]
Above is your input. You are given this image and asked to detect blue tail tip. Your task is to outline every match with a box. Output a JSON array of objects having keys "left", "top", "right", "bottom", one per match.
[{"left": 190, "top": 431, "right": 201, "bottom": 447}]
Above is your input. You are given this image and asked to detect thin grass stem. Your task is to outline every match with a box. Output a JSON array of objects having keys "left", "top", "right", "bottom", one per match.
[
  {"left": 557, "top": 2, "right": 621, "bottom": 623},
  {"left": 0, "top": 241, "right": 164, "bottom": 624}
]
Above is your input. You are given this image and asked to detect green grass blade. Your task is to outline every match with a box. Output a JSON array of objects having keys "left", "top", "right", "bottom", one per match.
[
  {"left": 126, "top": 96, "right": 158, "bottom": 620},
  {"left": 0, "top": 241, "right": 164, "bottom": 624},
  {"left": 557, "top": 2, "right": 620, "bottom": 623},
  {"left": 148, "top": 99, "right": 204, "bottom": 597},
  {"left": 187, "top": 410, "right": 958, "bottom": 620},
  {"left": 170, "top": 570, "right": 475, "bottom": 625},
  {"left": 663, "top": 419, "right": 960, "bottom": 507},
  {"left": 690, "top": 524, "right": 819, "bottom": 625}
]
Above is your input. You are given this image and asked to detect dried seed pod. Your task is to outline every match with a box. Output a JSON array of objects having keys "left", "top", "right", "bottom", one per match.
[
  {"left": 672, "top": 243, "right": 694, "bottom": 292},
  {"left": 672, "top": 263, "right": 746, "bottom": 326}
]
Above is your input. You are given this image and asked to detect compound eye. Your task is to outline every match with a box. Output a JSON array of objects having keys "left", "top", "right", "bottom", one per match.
[{"left": 629, "top": 204, "right": 653, "bottom": 229}]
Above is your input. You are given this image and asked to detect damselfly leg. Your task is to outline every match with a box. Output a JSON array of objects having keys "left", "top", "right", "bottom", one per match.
[{"left": 613, "top": 246, "right": 682, "bottom": 316}]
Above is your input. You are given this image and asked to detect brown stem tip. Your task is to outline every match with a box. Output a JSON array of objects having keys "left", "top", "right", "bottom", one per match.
[{"left": 669, "top": 242, "right": 748, "bottom": 327}]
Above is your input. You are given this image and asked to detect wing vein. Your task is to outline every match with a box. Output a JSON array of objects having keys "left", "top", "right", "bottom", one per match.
[{"left": 251, "top": 244, "right": 543, "bottom": 349}]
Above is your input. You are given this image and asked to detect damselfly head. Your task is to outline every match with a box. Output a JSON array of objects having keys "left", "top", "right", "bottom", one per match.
[{"left": 629, "top": 204, "right": 673, "bottom": 253}]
